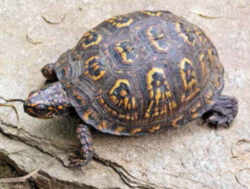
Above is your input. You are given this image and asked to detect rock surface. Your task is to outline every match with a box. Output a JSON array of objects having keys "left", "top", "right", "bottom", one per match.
[{"left": 0, "top": 0, "right": 250, "bottom": 188}]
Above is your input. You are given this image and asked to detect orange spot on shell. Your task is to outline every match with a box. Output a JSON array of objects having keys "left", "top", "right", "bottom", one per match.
[
  {"left": 131, "top": 128, "right": 142, "bottom": 135},
  {"left": 191, "top": 113, "right": 199, "bottom": 119},
  {"left": 98, "top": 97, "right": 105, "bottom": 104},
  {"left": 120, "top": 89, "right": 127, "bottom": 97},
  {"left": 82, "top": 109, "right": 92, "bottom": 121},
  {"left": 58, "top": 105, "right": 64, "bottom": 110},
  {"left": 172, "top": 115, "right": 183, "bottom": 127},
  {"left": 148, "top": 125, "right": 161, "bottom": 133},
  {"left": 114, "top": 127, "right": 125, "bottom": 134},
  {"left": 98, "top": 120, "right": 108, "bottom": 130}
]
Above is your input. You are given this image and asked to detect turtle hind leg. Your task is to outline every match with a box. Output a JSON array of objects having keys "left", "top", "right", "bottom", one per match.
[
  {"left": 41, "top": 63, "right": 57, "bottom": 82},
  {"left": 67, "top": 123, "right": 94, "bottom": 168},
  {"left": 202, "top": 95, "right": 238, "bottom": 128}
]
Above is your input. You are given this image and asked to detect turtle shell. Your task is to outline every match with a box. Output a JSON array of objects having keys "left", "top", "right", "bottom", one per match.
[{"left": 54, "top": 10, "right": 224, "bottom": 136}]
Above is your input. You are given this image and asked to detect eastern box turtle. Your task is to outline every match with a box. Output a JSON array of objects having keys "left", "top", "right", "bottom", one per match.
[{"left": 24, "top": 10, "right": 238, "bottom": 167}]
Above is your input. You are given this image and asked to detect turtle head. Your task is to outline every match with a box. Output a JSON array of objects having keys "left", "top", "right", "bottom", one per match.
[{"left": 24, "top": 82, "right": 72, "bottom": 119}]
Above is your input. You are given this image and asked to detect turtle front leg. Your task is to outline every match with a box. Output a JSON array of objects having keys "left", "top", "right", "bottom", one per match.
[
  {"left": 68, "top": 123, "right": 94, "bottom": 168},
  {"left": 202, "top": 95, "right": 238, "bottom": 128},
  {"left": 41, "top": 63, "right": 57, "bottom": 82}
]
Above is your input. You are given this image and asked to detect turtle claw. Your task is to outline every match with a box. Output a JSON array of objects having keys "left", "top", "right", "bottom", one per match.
[
  {"left": 66, "top": 156, "right": 89, "bottom": 168},
  {"left": 64, "top": 123, "right": 94, "bottom": 168},
  {"left": 66, "top": 150, "right": 93, "bottom": 168}
]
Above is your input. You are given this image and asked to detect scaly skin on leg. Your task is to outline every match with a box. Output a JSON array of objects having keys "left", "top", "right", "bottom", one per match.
[
  {"left": 202, "top": 95, "right": 238, "bottom": 128},
  {"left": 68, "top": 123, "right": 94, "bottom": 168},
  {"left": 41, "top": 63, "right": 57, "bottom": 82}
]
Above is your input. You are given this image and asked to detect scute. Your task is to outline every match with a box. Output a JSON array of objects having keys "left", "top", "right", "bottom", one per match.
[{"left": 54, "top": 10, "right": 224, "bottom": 135}]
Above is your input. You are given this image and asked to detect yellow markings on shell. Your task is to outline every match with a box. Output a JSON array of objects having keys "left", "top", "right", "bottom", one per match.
[
  {"left": 206, "top": 89, "right": 213, "bottom": 99},
  {"left": 100, "top": 98, "right": 119, "bottom": 116},
  {"left": 81, "top": 31, "right": 102, "bottom": 49},
  {"left": 57, "top": 105, "right": 64, "bottom": 110},
  {"left": 148, "top": 125, "right": 161, "bottom": 133},
  {"left": 99, "top": 96, "right": 136, "bottom": 121},
  {"left": 142, "top": 11, "right": 162, "bottom": 16},
  {"left": 153, "top": 107, "right": 159, "bottom": 117},
  {"left": 191, "top": 101, "right": 201, "bottom": 119},
  {"left": 193, "top": 27, "right": 205, "bottom": 43},
  {"left": 98, "top": 80, "right": 138, "bottom": 120},
  {"left": 107, "top": 16, "right": 133, "bottom": 28},
  {"left": 131, "top": 128, "right": 142, "bottom": 135},
  {"left": 110, "top": 79, "right": 130, "bottom": 94},
  {"left": 114, "top": 126, "right": 125, "bottom": 134},
  {"left": 199, "top": 53, "right": 207, "bottom": 79},
  {"left": 155, "top": 88, "right": 161, "bottom": 105},
  {"left": 118, "top": 114, "right": 126, "bottom": 119},
  {"left": 82, "top": 109, "right": 92, "bottom": 121},
  {"left": 181, "top": 88, "right": 200, "bottom": 103},
  {"left": 110, "top": 95, "right": 118, "bottom": 104},
  {"left": 208, "top": 49, "right": 223, "bottom": 88},
  {"left": 172, "top": 115, "right": 183, "bottom": 127},
  {"left": 125, "top": 114, "right": 130, "bottom": 120},
  {"left": 205, "top": 89, "right": 214, "bottom": 104},
  {"left": 217, "top": 77, "right": 223, "bottom": 87},
  {"left": 117, "top": 113, "right": 135, "bottom": 120},
  {"left": 111, "top": 110, "right": 118, "bottom": 116},
  {"left": 124, "top": 96, "right": 129, "bottom": 109},
  {"left": 146, "top": 68, "right": 173, "bottom": 101},
  {"left": 48, "top": 106, "right": 54, "bottom": 111},
  {"left": 179, "top": 58, "right": 200, "bottom": 102},
  {"left": 175, "top": 22, "right": 194, "bottom": 46},
  {"left": 191, "top": 101, "right": 201, "bottom": 113},
  {"left": 147, "top": 68, "right": 163, "bottom": 90},
  {"left": 116, "top": 46, "right": 131, "bottom": 63},
  {"left": 132, "top": 97, "right": 136, "bottom": 109},
  {"left": 109, "top": 79, "right": 137, "bottom": 111},
  {"left": 145, "top": 101, "right": 154, "bottom": 118},
  {"left": 208, "top": 49, "right": 215, "bottom": 64},
  {"left": 169, "top": 101, "right": 177, "bottom": 113},
  {"left": 146, "top": 26, "right": 168, "bottom": 52},
  {"left": 114, "top": 42, "right": 135, "bottom": 64},
  {"left": 208, "top": 48, "right": 222, "bottom": 72},
  {"left": 84, "top": 56, "right": 106, "bottom": 81},
  {"left": 145, "top": 67, "right": 176, "bottom": 118},
  {"left": 191, "top": 113, "right": 199, "bottom": 119},
  {"left": 214, "top": 77, "right": 221, "bottom": 88},
  {"left": 120, "top": 89, "right": 127, "bottom": 97},
  {"left": 180, "top": 58, "right": 195, "bottom": 89},
  {"left": 98, "top": 96, "right": 105, "bottom": 104},
  {"left": 208, "top": 49, "right": 224, "bottom": 82},
  {"left": 98, "top": 120, "right": 108, "bottom": 130},
  {"left": 160, "top": 104, "right": 168, "bottom": 115}
]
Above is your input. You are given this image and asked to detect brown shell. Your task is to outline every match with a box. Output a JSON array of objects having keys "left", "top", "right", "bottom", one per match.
[{"left": 54, "top": 10, "right": 224, "bottom": 136}]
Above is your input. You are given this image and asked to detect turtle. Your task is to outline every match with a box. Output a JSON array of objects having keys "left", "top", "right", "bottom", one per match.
[{"left": 24, "top": 10, "right": 238, "bottom": 167}]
